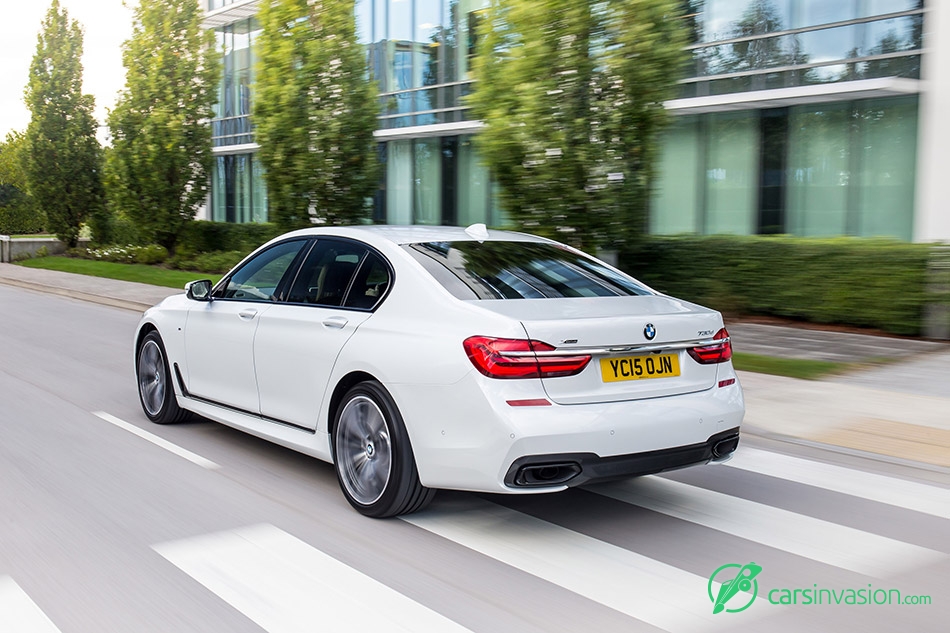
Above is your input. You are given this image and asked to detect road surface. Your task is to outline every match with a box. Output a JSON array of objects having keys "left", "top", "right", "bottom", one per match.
[{"left": 1, "top": 284, "right": 947, "bottom": 632}]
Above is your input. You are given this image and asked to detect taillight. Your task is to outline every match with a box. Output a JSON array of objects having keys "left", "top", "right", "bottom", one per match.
[
  {"left": 463, "top": 336, "right": 591, "bottom": 379},
  {"left": 687, "top": 328, "right": 733, "bottom": 365}
]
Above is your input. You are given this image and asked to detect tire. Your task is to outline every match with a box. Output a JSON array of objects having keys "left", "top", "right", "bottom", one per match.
[
  {"left": 332, "top": 381, "right": 434, "bottom": 518},
  {"left": 136, "top": 331, "right": 189, "bottom": 425}
]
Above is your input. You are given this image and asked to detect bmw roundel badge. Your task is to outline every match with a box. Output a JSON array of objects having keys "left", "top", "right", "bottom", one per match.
[{"left": 644, "top": 323, "right": 656, "bottom": 340}]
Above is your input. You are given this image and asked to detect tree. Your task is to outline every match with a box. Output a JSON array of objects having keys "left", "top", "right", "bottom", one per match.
[
  {"left": 255, "top": 0, "right": 380, "bottom": 230},
  {"left": 106, "top": 0, "right": 219, "bottom": 253},
  {"left": 469, "top": 0, "right": 688, "bottom": 251},
  {"left": 0, "top": 131, "right": 46, "bottom": 235},
  {"left": 24, "top": 0, "right": 103, "bottom": 247}
]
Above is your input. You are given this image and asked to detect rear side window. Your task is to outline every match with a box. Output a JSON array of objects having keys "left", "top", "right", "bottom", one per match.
[
  {"left": 405, "top": 241, "right": 651, "bottom": 300},
  {"left": 344, "top": 253, "right": 391, "bottom": 310},
  {"left": 287, "top": 239, "right": 367, "bottom": 306}
]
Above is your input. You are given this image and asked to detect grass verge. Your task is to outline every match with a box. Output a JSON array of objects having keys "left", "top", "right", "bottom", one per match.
[
  {"left": 17, "top": 256, "right": 222, "bottom": 289},
  {"left": 732, "top": 352, "right": 851, "bottom": 380}
]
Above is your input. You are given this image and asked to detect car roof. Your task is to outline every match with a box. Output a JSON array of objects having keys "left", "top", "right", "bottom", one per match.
[{"left": 279, "top": 225, "right": 553, "bottom": 246}]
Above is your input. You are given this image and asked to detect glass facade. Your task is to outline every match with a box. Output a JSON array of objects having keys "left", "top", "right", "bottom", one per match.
[
  {"left": 210, "top": 16, "right": 267, "bottom": 223},
  {"left": 205, "top": 0, "right": 924, "bottom": 241},
  {"left": 653, "top": 96, "right": 917, "bottom": 240},
  {"left": 684, "top": 0, "right": 923, "bottom": 98},
  {"left": 376, "top": 135, "right": 502, "bottom": 227},
  {"left": 363, "top": 0, "right": 490, "bottom": 129}
]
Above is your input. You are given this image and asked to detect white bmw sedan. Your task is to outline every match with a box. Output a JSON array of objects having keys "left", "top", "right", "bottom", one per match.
[{"left": 134, "top": 225, "right": 743, "bottom": 517}]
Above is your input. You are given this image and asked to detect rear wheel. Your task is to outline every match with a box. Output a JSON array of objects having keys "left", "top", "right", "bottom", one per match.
[
  {"left": 333, "top": 381, "right": 434, "bottom": 518},
  {"left": 137, "top": 331, "right": 189, "bottom": 425}
]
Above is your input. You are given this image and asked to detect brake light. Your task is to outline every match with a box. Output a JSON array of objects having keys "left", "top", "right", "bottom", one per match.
[
  {"left": 463, "top": 336, "right": 591, "bottom": 379},
  {"left": 687, "top": 328, "right": 733, "bottom": 365}
]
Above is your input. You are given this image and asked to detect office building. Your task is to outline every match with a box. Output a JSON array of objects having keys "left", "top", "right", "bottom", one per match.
[{"left": 202, "top": 0, "right": 949, "bottom": 242}]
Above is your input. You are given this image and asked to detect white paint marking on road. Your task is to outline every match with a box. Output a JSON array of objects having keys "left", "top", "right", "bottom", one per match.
[
  {"left": 153, "top": 523, "right": 472, "bottom": 633},
  {"left": 592, "top": 476, "right": 944, "bottom": 577},
  {"left": 0, "top": 577, "right": 62, "bottom": 633},
  {"left": 93, "top": 411, "right": 219, "bottom": 470},
  {"left": 725, "top": 446, "right": 950, "bottom": 520},
  {"left": 402, "top": 498, "right": 769, "bottom": 633}
]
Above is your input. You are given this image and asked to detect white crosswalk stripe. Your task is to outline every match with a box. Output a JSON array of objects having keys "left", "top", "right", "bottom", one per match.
[
  {"left": 148, "top": 447, "right": 948, "bottom": 633},
  {"left": 590, "top": 476, "right": 944, "bottom": 577},
  {"left": 403, "top": 498, "right": 770, "bottom": 633},
  {"left": 153, "top": 523, "right": 472, "bottom": 633},
  {"left": 725, "top": 446, "right": 950, "bottom": 519},
  {"left": 0, "top": 577, "right": 61, "bottom": 633}
]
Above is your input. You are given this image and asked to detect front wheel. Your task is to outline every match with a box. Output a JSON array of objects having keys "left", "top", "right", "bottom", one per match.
[
  {"left": 136, "top": 331, "right": 189, "bottom": 425},
  {"left": 333, "top": 381, "right": 434, "bottom": 518}
]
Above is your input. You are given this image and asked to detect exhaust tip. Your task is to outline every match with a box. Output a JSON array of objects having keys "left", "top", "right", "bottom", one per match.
[
  {"left": 514, "top": 462, "right": 582, "bottom": 487},
  {"left": 711, "top": 435, "right": 740, "bottom": 459}
]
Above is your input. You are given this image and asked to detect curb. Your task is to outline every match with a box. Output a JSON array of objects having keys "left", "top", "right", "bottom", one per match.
[{"left": 0, "top": 276, "right": 152, "bottom": 313}]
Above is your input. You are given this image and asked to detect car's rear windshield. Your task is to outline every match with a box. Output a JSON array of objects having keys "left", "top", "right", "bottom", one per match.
[{"left": 404, "top": 241, "right": 652, "bottom": 300}]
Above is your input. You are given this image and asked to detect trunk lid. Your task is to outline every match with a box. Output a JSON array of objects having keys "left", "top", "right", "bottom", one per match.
[{"left": 474, "top": 296, "right": 723, "bottom": 405}]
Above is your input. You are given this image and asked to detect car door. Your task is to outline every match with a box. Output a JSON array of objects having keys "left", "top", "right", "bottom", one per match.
[
  {"left": 183, "top": 239, "right": 310, "bottom": 414},
  {"left": 254, "top": 238, "right": 392, "bottom": 431}
]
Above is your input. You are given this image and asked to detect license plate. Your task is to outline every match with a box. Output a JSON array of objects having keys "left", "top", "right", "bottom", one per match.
[{"left": 600, "top": 354, "right": 681, "bottom": 382}]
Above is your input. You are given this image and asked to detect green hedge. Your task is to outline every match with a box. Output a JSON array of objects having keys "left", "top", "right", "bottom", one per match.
[
  {"left": 0, "top": 185, "right": 44, "bottom": 235},
  {"left": 167, "top": 250, "right": 247, "bottom": 274},
  {"left": 619, "top": 236, "right": 933, "bottom": 336},
  {"left": 176, "top": 221, "right": 282, "bottom": 257}
]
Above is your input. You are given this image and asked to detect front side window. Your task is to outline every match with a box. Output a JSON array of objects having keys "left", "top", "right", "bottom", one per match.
[
  {"left": 216, "top": 239, "right": 308, "bottom": 301},
  {"left": 405, "top": 241, "right": 652, "bottom": 300}
]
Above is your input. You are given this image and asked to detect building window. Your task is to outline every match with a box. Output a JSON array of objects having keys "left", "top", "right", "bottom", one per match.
[
  {"left": 651, "top": 96, "right": 918, "bottom": 241},
  {"left": 377, "top": 134, "right": 499, "bottom": 227},
  {"left": 681, "top": 0, "right": 924, "bottom": 98},
  {"left": 210, "top": 153, "right": 268, "bottom": 224}
]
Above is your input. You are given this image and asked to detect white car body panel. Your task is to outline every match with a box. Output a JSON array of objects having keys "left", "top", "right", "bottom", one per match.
[
  {"left": 185, "top": 300, "right": 268, "bottom": 413},
  {"left": 134, "top": 225, "right": 745, "bottom": 496},
  {"left": 255, "top": 303, "right": 371, "bottom": 430}
]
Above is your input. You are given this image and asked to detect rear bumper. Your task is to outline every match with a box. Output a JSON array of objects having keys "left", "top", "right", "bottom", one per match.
[
  {"left": 389, "top": 369, "right": 745, "bottom": 494},
  {"left": 504, "top": 427, "right": 740, "bottom": 488}
]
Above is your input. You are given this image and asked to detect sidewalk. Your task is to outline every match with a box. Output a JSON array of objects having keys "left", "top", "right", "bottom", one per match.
[
  {"left": 2, "top": 262, "right": 948, "bottom": 471},
  {"left": 0, "top": 262, "right": 178, "bottom": 312}
]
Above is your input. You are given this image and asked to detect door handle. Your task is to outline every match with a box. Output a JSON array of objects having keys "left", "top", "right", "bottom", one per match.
[
  {"left": 322, "top": 316, "right": 348, "bottom": 329},
  {"left": 238, "top": 308, "right": 258, "bottom": 320}
]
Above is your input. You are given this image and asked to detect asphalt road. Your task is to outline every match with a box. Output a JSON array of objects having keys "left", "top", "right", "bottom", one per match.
[{"left": 1, "top": 284, "right": 948, "bottom": 633}]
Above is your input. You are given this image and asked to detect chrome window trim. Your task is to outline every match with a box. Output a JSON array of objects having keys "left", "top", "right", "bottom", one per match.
[{"left": 498, "top": 337, "right": 730, "bottom": 358}]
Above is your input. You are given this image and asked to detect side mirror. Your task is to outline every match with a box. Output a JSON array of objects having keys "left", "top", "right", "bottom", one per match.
[{"left": 185, "top": 279, "right": 213, "bottom": 302}]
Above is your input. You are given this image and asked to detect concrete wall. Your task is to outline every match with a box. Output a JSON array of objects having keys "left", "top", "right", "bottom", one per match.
[{"left": 0, "top": 236, "right": 71, "bottom": 263}]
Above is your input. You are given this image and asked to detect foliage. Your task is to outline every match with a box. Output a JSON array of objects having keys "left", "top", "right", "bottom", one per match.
[
  {"left": 0, "top": 131, "right": 31, "bottom": 191},
  {"left": 254, "top": 0, "right": 380, "bottom": 230},
  {"left": 107, "top": 213, "right": 147, "bottom": 246},
  {"left": 23, "top": 0, "right": 103, "bottom": 247},
  {"left": 105, "top": 0, "right": 219, "bottom": 254},
  {"left": 619, "top": 235, "right": 933, "bottom": 336},
  {"left": 176, "top": 221, "right": 282, "bottom": 257},
  {"left": 168, "top": 250, "right": 247, "bottom": 274},
  {"left": 0, "top": 132, "right": 39, "bottom": 235},
  {"left": 74, "top": 244, "right": 169, "bottom": 265},
  {"left": 469, "top": 0, "right": 688, "bottom": 251},
  {"left": 0, "top": 185, "right": 45, "bottom": 235}
]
